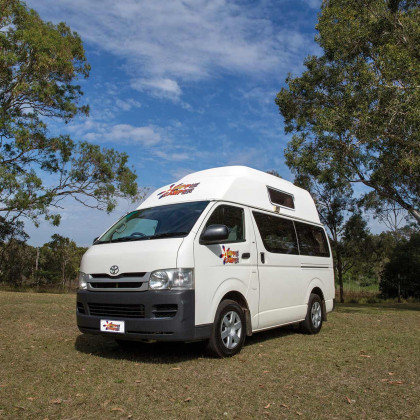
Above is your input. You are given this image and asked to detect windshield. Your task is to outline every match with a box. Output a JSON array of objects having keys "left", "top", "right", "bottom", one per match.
[{"left": 95, "top": 201, "right": 210, "bottom": 244}]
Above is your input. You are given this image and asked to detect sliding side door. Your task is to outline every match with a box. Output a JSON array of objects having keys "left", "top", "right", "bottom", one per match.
[{"left": 251, "top": 211, "right": 305, "bottom": 329}]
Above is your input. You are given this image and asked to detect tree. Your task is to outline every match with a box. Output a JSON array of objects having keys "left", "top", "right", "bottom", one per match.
[
  {"left": 40, "top": 234, "right": 81, "bottom": 289},
  {"left": 0, "top": 0, "right": 142, "bottom": 237},
  {"left": 284, "top": 141, "right": 355, "bottom": 302},
  {"left": 380, "top": 232, "right": 420, "bottom": 300},
  {"left": 340, "top": 213, "right": 374, "bottom": 286},
  {"left": 266, "top": 170, "right": 282, "bottom": 178},
  {"left": 361, "top": 191, "right": 412, "bottom": 241},
  {"left": 0, "top": 238, "right": 36, "bottom": 286},
  {"left": 276, "top": 0, "right": 420, "bottom": 223}
]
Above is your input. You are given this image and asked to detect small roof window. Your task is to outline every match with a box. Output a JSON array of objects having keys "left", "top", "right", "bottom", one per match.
[{"left": 267, "top": 186, "right": 295, "bottom": 209}]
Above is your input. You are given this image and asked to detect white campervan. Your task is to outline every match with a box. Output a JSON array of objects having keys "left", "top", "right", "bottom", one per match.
[{"left": 77, "top": 166, "right": 335, "bottom": 357}]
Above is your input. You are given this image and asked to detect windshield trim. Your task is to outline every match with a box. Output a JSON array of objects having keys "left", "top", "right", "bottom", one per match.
[{"left": 94, "top": 231, "right": 189, "bottom": 245}]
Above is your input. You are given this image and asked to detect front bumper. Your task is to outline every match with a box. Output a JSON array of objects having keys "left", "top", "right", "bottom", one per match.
[{"left": 76, "top": 289, "right": 211, "bottom": 342}]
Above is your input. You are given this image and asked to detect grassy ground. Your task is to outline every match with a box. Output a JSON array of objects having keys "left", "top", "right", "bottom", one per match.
[{"left": 1, "top": 292, "right": 419, "bottom": 420}]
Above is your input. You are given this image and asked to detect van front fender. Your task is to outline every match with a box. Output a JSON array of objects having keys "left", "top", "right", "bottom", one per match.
[{"left": 208, "top": 277, "right": 249, "bottom": 325}]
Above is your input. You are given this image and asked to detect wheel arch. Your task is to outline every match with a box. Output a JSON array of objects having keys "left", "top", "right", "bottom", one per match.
[
  {"left": 311, "top": 286, "right": 325, "bottom": 301},
  {"left": 305, "top": 280, "right": 327, "bottom": 322},
  {"left": 221, "top": 291, "right": 252, "bottom": 336}
]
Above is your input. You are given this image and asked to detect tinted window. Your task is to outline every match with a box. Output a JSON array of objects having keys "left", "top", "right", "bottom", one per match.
[
  {"left": 97, "top": 201, "right": 209, "bottom": 243},
  {"left": 267, "top": 187, "right": 294, "bottom": 209},
  {"left": 295, "top": 222, "right": 330, "bottom": 257},
  {"left": 205, "top": 205, "right": 244, "bottom": 242},
  {"left": 253, "top": 212, "right": 298, "bottom": 254}
]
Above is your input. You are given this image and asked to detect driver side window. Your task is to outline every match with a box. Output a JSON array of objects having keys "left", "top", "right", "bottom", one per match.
[{"left": 204, "top": 205, "right": 245, "bottom": 243}]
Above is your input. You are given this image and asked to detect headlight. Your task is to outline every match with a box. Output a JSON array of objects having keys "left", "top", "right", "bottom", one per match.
[
  {"left": 79, "top": 272, "right": 89, "bottom": 290},
  {"left": 149, "top": 268, "right": 194, "bottom": 290}
]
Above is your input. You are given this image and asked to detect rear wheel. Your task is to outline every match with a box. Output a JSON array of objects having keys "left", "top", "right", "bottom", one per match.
[
  {"left": 300, "top": 293, "right": 323, "bottom": 334},
  {"left": 206, "top": 299, "right": 246, "bottom": 357}
]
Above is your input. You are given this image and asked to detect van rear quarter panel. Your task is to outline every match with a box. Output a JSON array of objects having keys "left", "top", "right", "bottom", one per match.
[{"left": 301, "top": 257, "right": 335, "bottom": 308}]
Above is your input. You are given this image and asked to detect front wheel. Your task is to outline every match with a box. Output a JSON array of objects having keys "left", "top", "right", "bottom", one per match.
[
  {"left": 300, "top": 293, "right": 323, "bottom": 334},
  {"left": 206, "top": 299, "right": 246, "bottom": 357}
]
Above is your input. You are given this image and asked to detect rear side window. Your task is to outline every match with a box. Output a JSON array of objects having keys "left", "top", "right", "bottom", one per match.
[
  {"left": 267, "top": 187, "right": 294, "bottom": 209},
  {"left": 205, "top": 205, "right": 245, "bottom": 243},
  {"left": 295, "top": 222, "right": 330, "bottom": 257},
  {"left": 253, "top": 212, "right": 299, "bottom": 254}
]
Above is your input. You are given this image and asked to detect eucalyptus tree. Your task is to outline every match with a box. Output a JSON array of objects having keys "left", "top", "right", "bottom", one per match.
[
  {"left": 276, "top": 0, "right": 420, "bottom": 223},
  {"left": 0, "top": 0, "right": 142, "bottom": 238}
]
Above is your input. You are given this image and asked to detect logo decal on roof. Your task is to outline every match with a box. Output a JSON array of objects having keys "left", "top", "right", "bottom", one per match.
[
  {"left": 219, "top": 246, "right": 239, "bottom": 264},
  {"left": 157, "top": 183, "right": 200, "bottom": 199}
]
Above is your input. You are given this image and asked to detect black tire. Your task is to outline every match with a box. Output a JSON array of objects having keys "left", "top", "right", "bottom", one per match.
[
  {"left": 300, "top": 293, "right": 323, "bottom": 334},
  {"left": 206, "top": 299, "right": 246, "bottom": 358}
]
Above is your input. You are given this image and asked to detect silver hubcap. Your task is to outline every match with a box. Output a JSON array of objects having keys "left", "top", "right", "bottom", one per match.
[
  {"left": 220, "top": 311, "right": 242, "bottom": 349},
  {"left": 311, "top": 301, "right": 322, "bottom": 329}
]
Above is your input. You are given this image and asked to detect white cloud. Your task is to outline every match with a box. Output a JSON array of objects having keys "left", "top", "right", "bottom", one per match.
[
  {"left": 102, "top": 124, "right": 161, "bottom": 145},
  {"left": 66, "top": 118, "right": 206, "bottom": 163},
  {"left": 154, "top": 150, "right": 190, "bottom": 161},
  {"left": 115, "top": 98, "right": 141, "bottom": 111},
  {"left": 303, "top": 0, "right": 322, "bottom": 9},
  {"left": 69, "top": 120, "right": 162, "bottom": 146},
  {"left": 29, "top": 0, "right": 318, "bottom": 101},
  {"left": 170, "top": 168, "right": 195, "bottom": 180},
  {"left": 131, "top": 78, "right": 182, "bottom": 102},
  {"left": 226, "top": 147, "right": 267, "bottom": 167}
]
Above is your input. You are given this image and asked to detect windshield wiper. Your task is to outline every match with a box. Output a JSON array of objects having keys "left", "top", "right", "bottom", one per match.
[
  {"left": 148, "top": 231, "right": 189, "bottom": 239},
  {"left": 109, "top": 236, "right": 151, "bottom": 243}
]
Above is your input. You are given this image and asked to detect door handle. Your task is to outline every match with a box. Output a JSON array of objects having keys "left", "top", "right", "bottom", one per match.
[
  {"left": 260, "top": 252, "right": 265, "bottom": 264},
  {"left": 241, "top": 252, "right": 250, "bottom": 259}
]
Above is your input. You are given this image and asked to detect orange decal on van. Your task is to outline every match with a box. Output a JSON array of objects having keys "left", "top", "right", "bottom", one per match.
[{"left": 158, "top": 183, "right": 200, "bottom": 199}]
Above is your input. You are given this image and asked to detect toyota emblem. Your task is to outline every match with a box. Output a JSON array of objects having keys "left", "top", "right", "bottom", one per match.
[{"left": 110, "top": 265, "right": 119, "bottom": 275}]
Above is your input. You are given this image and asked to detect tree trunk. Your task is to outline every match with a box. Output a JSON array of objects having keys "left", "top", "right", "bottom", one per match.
[
  {"left": 410, "top": 208, "right": 420, "bottom": 225},
  {"left": 35, "top": 247, "right": 39, "bottom": 290},
  {"left": 61, "top": 260, "right": 66, "bottom": 290},
  {"left": 336, "top": 249, "right": 344, "bottom": 303}
]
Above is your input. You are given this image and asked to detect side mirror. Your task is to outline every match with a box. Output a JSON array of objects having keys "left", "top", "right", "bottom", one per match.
[
  {"left": 93, "top": 237, "right": 99, "bottom": 244},
  {"left": 200, "top": 224, "right": 229, "bottom": 244}
]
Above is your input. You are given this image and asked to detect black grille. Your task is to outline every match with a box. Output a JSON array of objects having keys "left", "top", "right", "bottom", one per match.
[
  {"left": 77, "top": 302, "right": 85, "bottom": 314},
  {"left": 90, "top": 272, "right": 146, "bottom": 279},
  {"left": 89, "top": 282, "right": 143, "bottom": 289},
  {"left": 152, "top": 304, "right": 178, "bottom": 318},
  {"left": 88, "top": 303, "right": 145, "bottom": 318}
]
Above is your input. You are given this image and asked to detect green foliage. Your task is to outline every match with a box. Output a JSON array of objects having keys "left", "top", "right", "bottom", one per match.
[
  {"left": 276, "top": 0, "right": 420, "bottom": 223},
  {"left": 39, "top": 234, "right": 83, "bottom": 288},
  {"left": 0, "top": 0, "right": 142, "bottom": 238},
  {"left": 341, "top": 213, "right": 373, "bottom": 280},
  {"left": 0, "top": 215, "right": 27, "bottom": 242},
  {"left": 0, "top": 238, "right": 35, "bottom": 286},
  {"left": 360, "top": 191, "right": 412, "bottom": 238},
  {"left": 284, "top": 137, "right": 356, "bottom": 302},
  {"left": 380, "top": 232, "right": 420, "bottom": 299},
  {"left": 266, "top": 170, "right": 282, "bottom": 178},
  {"left": 0, "top": 233, "right": 86, "bottom": 288}
]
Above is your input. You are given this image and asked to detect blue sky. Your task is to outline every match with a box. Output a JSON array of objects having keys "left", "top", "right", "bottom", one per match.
[{"left": 25, "top": 0, "right": 326, "bottom": 246}]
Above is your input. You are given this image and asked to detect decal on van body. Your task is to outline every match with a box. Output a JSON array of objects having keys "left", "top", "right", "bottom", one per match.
[
  {"left": 219, "top": 245, "right": 239, "bottom": 264},
  {"left": 158, "top": 183, "right": 200, "bottom": 199}
]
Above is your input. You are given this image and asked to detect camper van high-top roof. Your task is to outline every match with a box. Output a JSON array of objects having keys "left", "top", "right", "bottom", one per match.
[{"left": 138, "top": 166, "right": 320, "bottom": 224}]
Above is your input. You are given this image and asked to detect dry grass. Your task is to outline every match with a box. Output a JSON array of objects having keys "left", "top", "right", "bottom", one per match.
[{"left": 1, "top": 291, "right": 419, "bottom": 419}]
